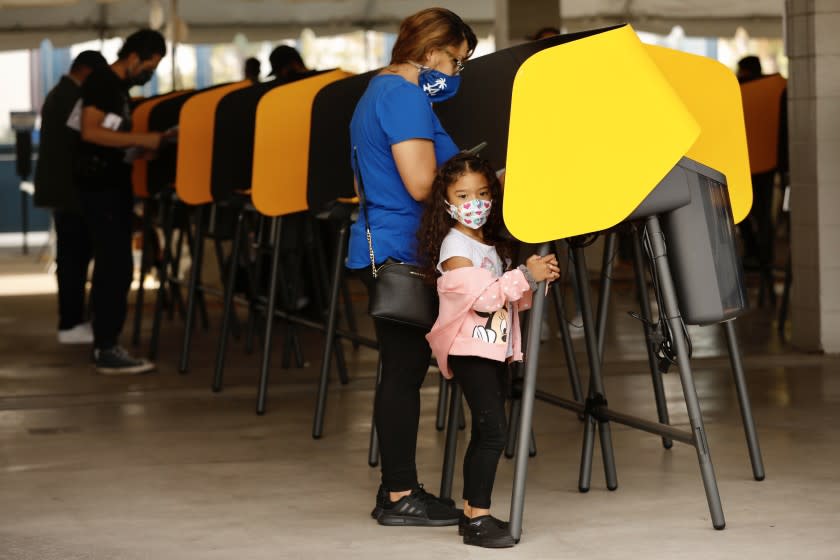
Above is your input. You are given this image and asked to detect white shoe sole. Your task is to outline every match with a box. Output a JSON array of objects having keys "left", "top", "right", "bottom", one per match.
[{"left": 96, "top": 363, "right": 155, "bottom": 375}]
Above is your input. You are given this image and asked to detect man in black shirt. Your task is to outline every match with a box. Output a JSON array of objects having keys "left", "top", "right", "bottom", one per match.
[
  {"left": 79, "top": 29, "right": 166, "bottom": 374},
  {"left": 34, "top": 50, "right": 107, "bottom": 344}
]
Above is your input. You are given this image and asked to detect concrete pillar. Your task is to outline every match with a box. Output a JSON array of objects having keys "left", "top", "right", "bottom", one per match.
[
  {"left": 786, "top": 1, "right": 840, "bottom": 352},
  {"left": 494, "top": 0, "right": 560, "bottom": 49}
]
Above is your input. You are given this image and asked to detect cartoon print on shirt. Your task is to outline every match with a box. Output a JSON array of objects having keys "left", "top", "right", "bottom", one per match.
[
  {"left": 480, "top": 256, "right": 500, "bottom": 276},
  {"left": 472, "top": 308, "right": 509, "bottom": 345}
]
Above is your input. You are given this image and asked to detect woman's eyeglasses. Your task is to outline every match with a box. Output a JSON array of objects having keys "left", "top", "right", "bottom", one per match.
[{"left": 445, "top": 49, "right": 465, "bottom": 75}]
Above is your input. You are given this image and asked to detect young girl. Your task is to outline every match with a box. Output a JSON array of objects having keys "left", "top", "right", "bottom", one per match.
[{"left": 418, "top": 154, "right": 560, "bottom": 548}]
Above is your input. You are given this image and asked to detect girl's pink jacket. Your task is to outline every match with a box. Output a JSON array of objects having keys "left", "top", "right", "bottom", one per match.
[{"left": 426, "top": 266, "right": 533, "bottom": 379}]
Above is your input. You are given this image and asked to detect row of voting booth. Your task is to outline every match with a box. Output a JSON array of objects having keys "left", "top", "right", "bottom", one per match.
[{"left": 127, "top": 24, "right": 764, "bottom": 543}]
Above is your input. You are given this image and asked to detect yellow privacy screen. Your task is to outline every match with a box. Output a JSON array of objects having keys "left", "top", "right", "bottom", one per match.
[
  {"left": 251, "top": 69, "right": 352, "bottom": 217},
  {"left": 503, "top": 25, "right": 699, "bottom": 243},
  {"left": 644, "top": 45, "right": 753, "bottom": 224},
  {"left": 176, "top": 81, "right": 251, "bottom": 205}
]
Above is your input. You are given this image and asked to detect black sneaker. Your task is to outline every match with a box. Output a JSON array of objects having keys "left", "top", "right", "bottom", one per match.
[
  {"left": 458, "top": 513, "right": 511, "bottom": 536},
  {"left": 94, "top": 346, "right": 155, "bottom": 375},
  {"left": 371, "top": 484, "right": 388, "bottom": 519},
  {"left": 377, "top": 485, "right": 462, "bottom": 527},
  {"left": 463, "top": 515, "right": 516, "bottom": 548}
]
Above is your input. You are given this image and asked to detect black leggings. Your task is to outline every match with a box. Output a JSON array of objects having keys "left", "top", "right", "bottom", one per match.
[
  {"left": 359, "top": 270, "right": 432, "bottom": 492},
  {"left": 449, "top": 355, "right": 508, "bottom": 510}
]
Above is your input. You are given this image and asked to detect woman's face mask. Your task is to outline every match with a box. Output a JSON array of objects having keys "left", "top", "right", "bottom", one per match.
[{"left": 411, "top": 62, "right": 461, "bottom": 103}]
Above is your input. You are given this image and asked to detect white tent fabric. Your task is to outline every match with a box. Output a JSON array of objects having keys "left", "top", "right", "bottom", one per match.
[{"left": 0, "top": 0, "right": 784, "bottom": 51}]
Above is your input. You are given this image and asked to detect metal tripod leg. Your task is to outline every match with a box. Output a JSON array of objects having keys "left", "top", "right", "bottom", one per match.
[
  {"left": 178, "top": 204, "right": 206, "bottom": 374},
  {"left": 595, "top": 231, "right": 617, "bottom": 362},
  {"left": 312, "top": 220, "right": 350, "bottom": 439},
  {"left": 256, "top": 217, "right": 283, "bottom": 416},
  {"left": 631, "top": 227, "right": 673, "bottom": 449},
  {"left": 132, "top": 198, "right": 152, "bottom": 347},
  {"left": 436, "top": 376, "right": 449, "bottom": 431},
  {"left": 573, "top": 243, "right": 618, "bottom": 493},
  {"left": 149, "top": 191, "right": 176, "bottom": 361},
  {"left": 504, "top": 362, "right": 538, "bottom": 459},
  {"left": 549, "top": 268, "right": 584, "bottom": 404},
  {"left": 723, "top": 320, "right": 765, "bottom": 481},
  {"left": 212, "top": 207, "right": 246, "bottom": 393},
  {"left": 214, "top": 237, "right": 241, "bottom": 339},
  {"left": 644, "top": 215, "right": 725, "bottom": 530},
  {"left": 509, "top": 242, "right": 550, "bottom": 542},
  {"left": 440, "top": 379, "right": 463, "bottom": 501},
  {"left": 368, "top": 357, "right": 383, "bottom": 467}
]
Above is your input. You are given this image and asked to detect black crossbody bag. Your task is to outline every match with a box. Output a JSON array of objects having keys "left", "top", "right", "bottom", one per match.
[{"left": 354, "top": 147, "right": 439, "bottom": 330}]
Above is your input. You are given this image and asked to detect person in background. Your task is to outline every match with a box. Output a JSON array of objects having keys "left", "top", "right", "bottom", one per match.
[
  {"left": 268, "top": 45, "right": 308, "bottom": 80},
  {"left": 736, "top": 55, "right": 788, "bottom": 298},
  {"left": 532, "top": 26, "right": 560, "bottom": 40},
  {"left": 244, "top": 57, "right": 261, "bottom": 83},
  {"left": 77, "top": 29, "right": 167, "bottom": 374},
  {"left": 347, "top": 7, "right": 477, "bottom": 528},
  {"left": 34, "top": 50, "right": 108, "bottom": 345}
]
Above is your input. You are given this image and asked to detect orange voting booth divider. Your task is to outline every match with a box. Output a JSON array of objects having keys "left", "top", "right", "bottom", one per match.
[
  {"left": 131, "top": 91, "right": 190, "bottom": 198},
  {"left": 741, "top": 74, "right": 787, "bottom": 175},
  {"left": 251, "top": 69, "right": 353, "bottom": 217},
  {"left": 175, "top": 81, "right": 251, "bottom": 205}
]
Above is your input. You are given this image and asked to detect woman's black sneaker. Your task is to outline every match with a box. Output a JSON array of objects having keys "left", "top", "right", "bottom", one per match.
[
  {"left": 371, "top": 484, "right": 388, "bottom": 519},
  {"left": 462, "top": 515, "right": 516, "bottom": 548},
  {"left": 458, "top": 513, "right": 510, "bottom": 536},
  {"left": 377, "top": 485, "right": 461, "bottom": 527}
]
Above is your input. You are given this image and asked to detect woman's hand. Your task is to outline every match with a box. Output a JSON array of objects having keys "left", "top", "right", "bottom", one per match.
[{"left": 526, "top": 254, "right": 560, "bottom": 283}]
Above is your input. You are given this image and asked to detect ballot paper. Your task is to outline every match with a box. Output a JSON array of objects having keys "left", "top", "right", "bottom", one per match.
[{"left": 66, "top": 100, "right": 82, "bottom": 131}]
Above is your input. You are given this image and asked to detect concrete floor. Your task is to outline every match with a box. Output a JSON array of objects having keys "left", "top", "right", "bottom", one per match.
[{"left": 1, "top": 249, "right": 839, "bottom": 559}]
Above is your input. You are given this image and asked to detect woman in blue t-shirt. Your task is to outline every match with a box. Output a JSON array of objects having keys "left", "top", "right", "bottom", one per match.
[{"left": 348, "top": 7, "right": 477, "bottom": 530}]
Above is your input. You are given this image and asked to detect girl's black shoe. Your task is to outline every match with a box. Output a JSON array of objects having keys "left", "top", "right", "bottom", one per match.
[
  {"left": 458, "top": 513, "right": 511, "bottom": 536},
  {"left": 462, "top": 515, "right": 516, "bottom": 548}
]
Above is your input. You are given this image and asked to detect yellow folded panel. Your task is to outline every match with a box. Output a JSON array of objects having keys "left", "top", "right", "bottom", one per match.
[
  {"left": 131, "top": 90, "right": 191, "bottom": 198},
  {"left": 741, "top": 74, "right": 787, "bottom": 176},
  {"left": 644, "top": 45, "right": 753, "bottom": 224},
  {"left": 175, "top": 81, "right": 251, "bottom": 205},
  {"left": 503, "top": 25, "right": 700, "bottom": 243},
  {"left": 252, "top": 69, "right": 353, "bottom": 217}
]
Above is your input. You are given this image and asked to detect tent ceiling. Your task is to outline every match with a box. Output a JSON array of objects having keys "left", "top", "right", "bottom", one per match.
[{"left": 0, "top": 0, "right": 784, "bottom": 51}]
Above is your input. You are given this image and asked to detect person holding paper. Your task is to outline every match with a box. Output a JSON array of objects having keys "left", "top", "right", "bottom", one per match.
[{"left": 78, "top": 29, "right": 167, "bottom": 375}]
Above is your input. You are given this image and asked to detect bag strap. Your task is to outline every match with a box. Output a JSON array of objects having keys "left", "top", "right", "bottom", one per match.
[{"left": 352, "top": 146, "right": 378, "bottom": 279}]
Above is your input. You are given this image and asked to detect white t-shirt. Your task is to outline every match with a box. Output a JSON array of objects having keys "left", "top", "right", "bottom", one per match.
[
  {"left": 437, "top": 227, "right": 513, "bottom": 357},
  {"left": 437, "top": 228, "right": 505, "bottom": 276}
]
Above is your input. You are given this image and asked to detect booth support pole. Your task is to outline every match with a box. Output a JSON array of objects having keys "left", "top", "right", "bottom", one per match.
[
  {"left": 573, "top": 243, "right": 618, "bottom": 493},
  {"left": 631, "top": 227, "right": 673, "bottom": 449},
  {"left": 256, "top": 217, "right": 283, "bottom": 415},
  {"left": 723, "top": 320, "right": 766, "bottom": 481},
  {"left": 178, "top": 204, "right": 206, "bottom": 374},
  {"left": 644, "top": 215, "right": 725, "bottom": 530},
  {"left": 212, "top": 206, "right": 246, "bottom": 393},
  {"left": 509, "top": 242, "right": 550, "bottom": 542},
  {"left": 313, "top": 220, "right": 350, "bottom": 438}
]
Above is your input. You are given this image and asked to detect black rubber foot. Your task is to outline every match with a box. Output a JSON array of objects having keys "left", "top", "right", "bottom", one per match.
[
  {"left": 607, "top": 485, "right": 618, "bottom": 491},
  {"left": 754, "top": 475, "right": 765, "bottom": 482},
  {"left": 312, "top": 434, "right": 322, "bottom": 440},
  {"left": 579, "top": 487, "right": 590, "bottom": 493},
  {"left": 256, "top": 409, "right": 266, "bottom": 416},
  {"left": 529, "top": 451, "right": 537, "bottom": 458},
  {"left": 368, "top": 461, "right": 379, "bottom": 468},
  {"left": 211, "top": 386, "right": 222, "bottom": 393},
  {"left": 663, "top": 440, "right": 674, "bottom": 450},
  {"left": 714, "top": 522, "right": 726, "bottom": 530}
]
